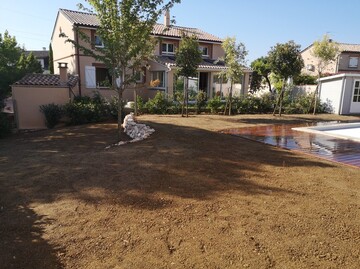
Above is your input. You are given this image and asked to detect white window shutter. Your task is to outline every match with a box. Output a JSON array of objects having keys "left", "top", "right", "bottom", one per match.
[{"left": 85, "top": 66, "right": 96, "bottom": 88}]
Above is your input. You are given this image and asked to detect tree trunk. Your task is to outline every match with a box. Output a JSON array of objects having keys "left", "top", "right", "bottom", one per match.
[
  {"left": 228, "top": 83, "right": 233, "bottom": 116},
  {"left": 181, "top": 77, "right": 186, "bottom": 117},
  {"left": 312, "top": 76, "right": 320, "bottom": 115},
  {"left": 273, "top": 78, "right": 286, "bottom": 116},
  {"left": 134, "top": 90, "right": 138, "bottom": 116},
  {"left": 186, "top": 78, "right": 189, "bottom": 117},
  {"left": 117, "top": 88, "right": 123, "bottom": 141},
  {"left": 265, "top": 76, "right": 272, "bottom": 93}
]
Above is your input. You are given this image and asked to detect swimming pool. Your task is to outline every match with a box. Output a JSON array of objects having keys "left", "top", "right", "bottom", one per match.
[{"left": 292, "top": 122, "right": 360, "bottom": 142}]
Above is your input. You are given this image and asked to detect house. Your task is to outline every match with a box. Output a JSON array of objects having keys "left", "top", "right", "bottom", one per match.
[
  {"left": 25, "top": 48, "right": 50, "bottom": 73},
  {"left": 51, "top": 8, "right": 251, "bottom": 101},
  {"left": 12, "top": 63, "right": 78, "bottom": 129},
  {"left": 301, "top": 42, "right": 360, "bottom": 76},
  {"left": 318, "top": 73, "right": 360, "bottom": 115}
]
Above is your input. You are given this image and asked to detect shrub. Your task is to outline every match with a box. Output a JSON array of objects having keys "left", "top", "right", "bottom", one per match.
[
  {"left": 207, "top": 96, "right": 222, "bottom": 114},
  {"left": 235, "top": 94, "right": 273, "bottom": 114},
  {"left": 195, "top": 91, "right": 207, "bottom": 114},
  {"left": 64, "top": 94, "right": 109, "bottom": 125},
  {"left": 144, "top": 91, "right": 171, "bottom": 114},
  {"left": 0, "top": 113, "right": 12, "bottom": 138},
  {"left": 40, "top": 103, "right": 63, "bottom": 128},
  {"left": 131, "top": 95, "right": 145, "bottom": 114}
]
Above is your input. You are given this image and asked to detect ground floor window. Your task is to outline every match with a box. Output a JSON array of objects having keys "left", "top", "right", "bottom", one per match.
[
  {"left": 150, "top": 71, "right": 165, "bottom": 88},
  {"left": 353, "top": 80, "right": 360, "bottom": 102},
  {"left": 85, "top": 65, "right": 112, "bottom": 88}
]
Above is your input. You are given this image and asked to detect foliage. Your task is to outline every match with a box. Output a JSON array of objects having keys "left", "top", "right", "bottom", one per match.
[
  {"left": 49, "top": 43, "right": 54, "bottom": 74},
  {"left": 0, "top": 113, "right": 12, "bottom": 138},
  {"left": 144, "top": 91, "right": 171, "bottom": 114},
  {"left": 40, "top": 103, "right": 64, "bottom": 129},
  {"left": 0, "top": 31, "right": 43, "bottom": 105},
  {"left": 311, "top": 34, "right": 339, "bottom": 76},
  {"left": 64, "top": 94, "right": 109, "bottom": 125},
  {"left": 220, "top": 37, "right": 247, "bottom": 115},
  {"left": 63, "top": 0, "right": 180, "bottom": 140},
  {"left": 195, "top": 91, "right": 207, "bottom": 113},
  {"left": 250, "top": 56, "right": 272, "bottom": 93},
  {"left": 175, "top": 34, "right": 202, "bottom": 116},
  {"left": 293, "top": 74, "right": 317, "bottom": 85},
  {"left": 268, "top": 40, "right": 304, "bottom": 116},
  {"left": 207, "top": 96, "right": 223, "bottom": 114},
  {"left": 234, "top": 94, "right": 273, "bottom": 114},
  {"left": 282, "top": 92, "right": 326, "bottom": 114}
]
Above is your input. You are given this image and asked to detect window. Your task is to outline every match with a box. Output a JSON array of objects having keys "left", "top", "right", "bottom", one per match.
[
  {"left": 353, "top": 81, "right": 360, "bottom": 102},
  {"left": 94, "top": 35, "right": 104, "bottom": 48},
  {"left": 150, "top": 71, "right": 165, "bottom": 88},
  {"left": 85, "top": 65, "right": 111, "bottom": 88},
  {"left": 349, "top": 57, "right": 358, "bottom": 68},
  {"left": 161, "top": 43, "right": 175, "bottom": 54},
  {"left": 199, "top": 46, "right": 209, "bottom": 56}
]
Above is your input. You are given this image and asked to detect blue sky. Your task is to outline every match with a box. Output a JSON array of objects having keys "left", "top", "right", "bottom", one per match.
[{"left": 1, "top": 0, "right": 360, "bottom": 64}]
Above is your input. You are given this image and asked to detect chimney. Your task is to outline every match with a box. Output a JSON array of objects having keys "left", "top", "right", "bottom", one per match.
[
  {"left": 164, "top": 9, "right": 170, "bottom": 27},
  {"left": 58, "top": 62, "right": 68, "bottom": 84}
]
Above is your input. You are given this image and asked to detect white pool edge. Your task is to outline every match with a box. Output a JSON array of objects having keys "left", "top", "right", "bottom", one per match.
[{"left": 292, "top": 122, "right": 360, "bottom": 143}]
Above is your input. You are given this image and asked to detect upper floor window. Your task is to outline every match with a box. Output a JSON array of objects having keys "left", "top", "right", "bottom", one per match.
[
  {"left": 162, "top": 43, "right": 175, "bottom": 54},
  {"left": 199, "top": 46, "right": 209, "bottom": 57},
  {"left": 349, "top": 57, "right": 358, "bottom": 68},
  {"left": 95, "top": 35, "right": 104, "bottom": 48}
]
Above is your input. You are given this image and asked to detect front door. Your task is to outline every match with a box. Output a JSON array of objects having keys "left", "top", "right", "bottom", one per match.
[
  {"left": 350, "top": 80, "right": 360, "bottom": 113},
  {"left": 199, "top": 72, "right": 209, "bottom": 97}
]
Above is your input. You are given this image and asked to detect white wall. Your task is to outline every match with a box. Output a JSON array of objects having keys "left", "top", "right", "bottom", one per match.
[{"left": 319, "top": 78, "right": 344, "bottom": 114}]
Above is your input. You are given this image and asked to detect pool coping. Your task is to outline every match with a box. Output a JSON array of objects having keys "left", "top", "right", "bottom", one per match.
[{"left": 292, "top": 122, "right": 360, "bottom": 143}]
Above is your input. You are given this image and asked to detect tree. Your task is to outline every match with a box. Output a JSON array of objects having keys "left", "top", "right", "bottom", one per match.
[
  {"left": 0, "top": 31, "right": 22, "bottom": 104},
  {"left": 220, "top": 37, "right": 247, "bottom": 115},
  {"left": 49, "top": 43, "right": 54, "bottom": 74},
  {"left": 311, "top": 34, "right": 339, "bottom": 114},
  {"left": 62, "top": 0, "right": 180, "bottom": 141},
  {"left": 250, "top": 56, "right": 272, "bottom": 93},
  {"left": 268, "top": 41, "right": 304, "bottom": 116},
  {"left": 0, "top": 31, "right": 42, "bottom": 106},
  {"left": 175, "top": 34, "right": 202, "bottom": 117}
]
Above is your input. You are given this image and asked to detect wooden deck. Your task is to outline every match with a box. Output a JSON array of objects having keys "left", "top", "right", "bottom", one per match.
[{"left": 223, "top": 124, "right": 360, "bottom": 169}]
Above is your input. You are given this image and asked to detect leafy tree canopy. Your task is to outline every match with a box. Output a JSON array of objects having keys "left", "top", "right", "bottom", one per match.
[
  {"left": 250, "top": 56, "right": 272, "bottom": 93},
  {"left": 268, "top": 40, "right": 304, "bottom": 80},
  {"left": 175, "top": 34, "right": 202, "bottom": 78},
  {"left": 0, "top": 31, "right": 42, "bottom": 105},
  {"left": 311, "top": 34, "right": 339, "bottom": 76}
]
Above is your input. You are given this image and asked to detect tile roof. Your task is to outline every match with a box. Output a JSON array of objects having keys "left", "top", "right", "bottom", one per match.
[
  {"left": 337, "top": 43, "right": 360, "bottom": 53},
  {"left": 152, "top": 24, "right": 223, "bottom": 43},
  {"left": 14, "top": 74, "right": 78, "bottom": 87},
  {"left": 155, "top": 55, "right": 228, "bottom": 70},
  {"left": 25, "top": 50, "right": 49, "bottom": 59},
  {"left": 59, "top": 9, "right": 223, "bottom": 43}
]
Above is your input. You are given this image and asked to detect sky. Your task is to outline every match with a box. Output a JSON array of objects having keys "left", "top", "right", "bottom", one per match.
[{"left": 1, "top": 0, "right": 360, "bottom": 64}]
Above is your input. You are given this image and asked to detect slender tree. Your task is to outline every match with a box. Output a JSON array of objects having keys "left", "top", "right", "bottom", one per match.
[
  {"left": 220, "top": 37, "right": 247, "bottom": 115},
  {"left": 49, "top": 43, "right": 54, "bottom": 74},
  {"left": 175, "top": 34, "right": 202, "bottom": 117},
  {"left": 62, "top": 0, "right": 180, "bottom": 141},
  {"left": 268, "top": 41, "right": 304, "bottom": 116},
  {"left": 311, "top": 34, "right": 339, "bottom": 114},
  {"left": 250, "top": 56, "right": 272, "bottom": 93}
]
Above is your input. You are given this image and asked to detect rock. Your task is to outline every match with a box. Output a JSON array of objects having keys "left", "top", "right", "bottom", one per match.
[{"left": 122, "top": 113, "right": 155, "bottom": 143}]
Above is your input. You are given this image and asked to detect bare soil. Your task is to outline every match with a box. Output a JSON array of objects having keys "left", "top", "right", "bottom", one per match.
[{"left": 1, "top": 114, "right": 360, "bottom": 269}]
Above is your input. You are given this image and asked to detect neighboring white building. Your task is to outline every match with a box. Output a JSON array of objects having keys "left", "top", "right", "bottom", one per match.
[{"left": 319, "top": 73, "right": 360, "bottom": 115}]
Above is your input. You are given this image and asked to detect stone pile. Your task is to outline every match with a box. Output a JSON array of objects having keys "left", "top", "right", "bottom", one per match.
[{"left": 122, "top": 113, "right": 155, "bottom": 142}]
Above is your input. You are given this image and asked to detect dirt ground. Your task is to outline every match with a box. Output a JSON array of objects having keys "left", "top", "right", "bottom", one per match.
[{"left": 1, "top": 114, "right": 360, "bottom": 269}]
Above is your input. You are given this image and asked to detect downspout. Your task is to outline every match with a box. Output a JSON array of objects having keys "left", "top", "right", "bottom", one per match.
[{"left": 75, "top": 29, "right": 82, "bottom": 96}]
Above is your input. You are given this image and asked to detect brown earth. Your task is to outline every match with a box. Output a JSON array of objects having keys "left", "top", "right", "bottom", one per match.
[{"left": 0, "top": 114, "right": 360, "bottom": 269}]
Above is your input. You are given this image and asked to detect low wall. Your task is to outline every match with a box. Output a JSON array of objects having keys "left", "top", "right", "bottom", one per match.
[{"left": 12, "top": 85, "right": 71, "bottom": 129}]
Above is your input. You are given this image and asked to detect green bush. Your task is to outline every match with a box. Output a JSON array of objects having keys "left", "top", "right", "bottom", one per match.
[
  {"left": 195, "top": 91, "right": 207, "bottom": 114},
  {"left": 40, "top": 103, "right": 63, "bottom": 128},
  {"left": 207, "top": 96, "right": 222, "bottom": 114},
  {"left": 64, "top": 94, "right": 109, "bottom": 125},
  {"left": 131, "top": 95, "right": 145, "bottom": 114},
  {"left": 144, "top": 91, "right": 171, "bottom": 114},
  {"left": 235, "top": 94, "right": 273, "bottom": 114},
  {"left": 0, "top": 113, "right": 12, "bottom": 138},
  {"left": 108, "top": 95, "right": 126, "bottom": 120}
]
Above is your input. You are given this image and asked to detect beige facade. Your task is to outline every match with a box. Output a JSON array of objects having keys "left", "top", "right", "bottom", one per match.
[
  {"left": 51, "top": 9, "right": 251, "bottom": 103},
  {"left": 301, "top": 42, "right": 360, "bottom": 76}
]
